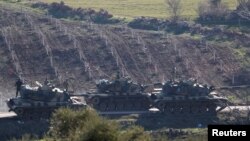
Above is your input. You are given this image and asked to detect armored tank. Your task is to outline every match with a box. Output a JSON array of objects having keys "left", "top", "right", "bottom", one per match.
[
  {"left": 153, "top": 79, "right": 229, "bottom": 115},
  {"left": 6, "top": 81, "right": 86, "bottom": 119},
  {"left": 83, "top": 77, "right": 152, "bottom": 112}
]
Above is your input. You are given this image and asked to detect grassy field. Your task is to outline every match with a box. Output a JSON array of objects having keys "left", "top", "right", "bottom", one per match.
[{"left": 35, "top": 0, "right": 237, "bottom": 19}]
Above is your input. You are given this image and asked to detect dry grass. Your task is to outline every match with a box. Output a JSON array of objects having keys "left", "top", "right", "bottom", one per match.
[{"left": 31, "top": 0, "right": 237, "bottom": 20}]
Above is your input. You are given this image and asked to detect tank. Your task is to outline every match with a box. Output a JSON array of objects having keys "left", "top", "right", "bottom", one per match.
[
  {"left": 83, "top": 77, "right": 152, "bottom": 112},
  {"left": 6, "top": 81, "right": 86, "bottom": 119},
  {"left": 153, "top": 79, "right": 230, "bottom": 115}
]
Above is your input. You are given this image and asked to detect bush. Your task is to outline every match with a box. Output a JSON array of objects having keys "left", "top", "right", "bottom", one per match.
[
  {"left": 165, "top": 21, "right": 190, "bottom": 34},
  {"left": 32, "top": 2, "right": 120, "bottom": 24},
  {"left": 119, "top": 126, "right": 151, "bottom": 141},
  {"left": 80, "top": 121, "right": 119, "bottom": 141},
  {"left": 47, "top": 108, "right": 151, "bottom": 141},
  {"left": 47, "top": 1, "right": 73, "bottom": 19},
  {"left": 128, "top": 17, "right": 167, "bottom": 30},
  {"left": 237, "top": 0, "right": 250, "bottom": 10},
  {"left": 49, "top": 108, "right": 101, "bottom": 138},
  {"left": 197, "top": 0, "right": 229, "bottom": 23},
  {"left": 197, "top": 0, "right": 250, "bottom": 25},
  {"left": 228, "top": 0, "right": 250, "bottom": 24},
  {"left": 128, "top": 17, "right": 190, "bottom": 34}
]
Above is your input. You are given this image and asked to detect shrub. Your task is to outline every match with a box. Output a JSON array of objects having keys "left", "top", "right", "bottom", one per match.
[
  {"left": 32, "top": 2, "right": 119, "bottom": 24},
  {"left": 79, "top": 121, "right": 119, "bottom": 141},
  {"left": 128, "top": 16, "right": 190, "bottom": 33},
  {"left": 48, "top": 108, "right": 150, "bottom": 141},
  {"left": 119, "top": 126, "right": 151, "bottom": 141},
  {"left": 165, "top": 0, "right": 182, "bottom": 21},
  {"left": 128, "top": 17, "right": 167, "bottom": 30},
  {"left": 197, "top": 0, "right": 229, "bottom": 23},
  {"left": 49, "top": 108, "right": 101, "bottom": 138}
]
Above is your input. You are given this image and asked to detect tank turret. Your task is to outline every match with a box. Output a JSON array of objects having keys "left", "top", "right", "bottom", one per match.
[
  {"left": 161, "top": 79, "right": 212, "bottom": 96},
  {"left": 96, "top": 77, "right": 144, "bottom": 95}
]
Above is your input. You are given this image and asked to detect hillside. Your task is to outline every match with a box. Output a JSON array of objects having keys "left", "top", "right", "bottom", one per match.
[{"left": 0, "top": 1, "right": 250, "bottom": 110}]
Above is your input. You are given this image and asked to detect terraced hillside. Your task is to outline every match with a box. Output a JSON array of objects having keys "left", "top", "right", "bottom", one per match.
[{"left": 0, "top": 2, "right": 250, "bottom": 109}]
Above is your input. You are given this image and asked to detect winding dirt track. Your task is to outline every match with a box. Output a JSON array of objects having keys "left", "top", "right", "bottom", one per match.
[{"left": 0, "top": 106, "right": 249, "bottom": 118}]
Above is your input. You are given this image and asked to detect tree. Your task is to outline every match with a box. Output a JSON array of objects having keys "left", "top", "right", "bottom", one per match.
[
  {"left": 197, "top": 0, "right": 228, "bottom": 22},
  {"left": 237, "top": 0, "right": 250, "bottom": 9},
  {"left": 236, "top": 0, "right": 250, "bottom": 21},
  {"left": 165, "top": 0, "right": 182, "bottom": 21}
]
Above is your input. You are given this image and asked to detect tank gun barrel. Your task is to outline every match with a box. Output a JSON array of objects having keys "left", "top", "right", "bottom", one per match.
[
  {"left": 70, "top": 93, "right": 92, "bottom": 97},
  {"left": 214, "top": 85, "right": 250, "bottom": 90}
]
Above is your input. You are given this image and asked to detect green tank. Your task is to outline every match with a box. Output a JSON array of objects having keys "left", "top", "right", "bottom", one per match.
[
  {"left": 84, "top": 77, "right": 152, "bottom": 112},
  {"left": 153, "top": 79, "right": 230, "bottom": 115},
  {"left": 6, "top": 81, "right": 86, "bottom": 119}
]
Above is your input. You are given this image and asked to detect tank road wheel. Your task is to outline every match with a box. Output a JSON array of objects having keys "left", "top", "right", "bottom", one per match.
[
  {"left": 134, "top": 102, "right": 142, "bottom": 110},
  {"left": 167, "top": 103, "right": 175, "bottom": 114},
  {"left": 199, "top": 105, "right": 207, "bottom": 114},
  {"left": 41, "top": 110, "right": 50, "bottom": 119},
  {"left": 199, "top": 102, "right": 210, "bottom": 114},
  {"left": 116, "top": 103, "right": 124, "bottom": 111},
  {"left": 190, "top": 102, "right": 201, "bottom": 114},
  {"left": 185, "top": 103, "right": 192, "bottom": 114},
  {"left": 28, "top": 112, "right": 40, "bottom": 120},
  {"left": 163, "top": 103, "right": 171, "bottom": 114},
  {"left": 190, "top": 105, "right": 199, "bottom": 114},
  {"left": 15, "top": 108, "right": 25, "bottom": 118},
  {"left": 107, "top": 103, "right": 116, "bottom": 111},
  {"left": 174, "top": 105, "right": 182, "bottom": 114},
  {"left": 99, "top": 103, "right": 107, "bottom": 111},
  {"left": 140, "top": 102, "right": 148, "bottom": 110},
  {"left": 157, "top": 102, "right": 166, "bottom": 112},
  {"left": 179, "top": 103, "right": 188, "bottom": 114},
  {"left": 126, "top": 102, "right": 134, "bottom": 111},
  {"left": 171, "top": 103, "right": 178, "bottom": 114},
  {"left": 207, "top": 104, "right": 217, "bottom": 114},
  {"left": 91, "top": 97, "right": 100, "bottom": 106},
  {"left": 187, "top": 104, "right": 193, "bottom": 114}
]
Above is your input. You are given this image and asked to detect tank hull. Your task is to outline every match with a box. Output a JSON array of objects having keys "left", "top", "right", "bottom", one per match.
[
  {"left": 6, "top": 97, "right": 86, "bottom": 119},
  {"left": 85, "top": 94, "right": 152, "bottom": 112}
]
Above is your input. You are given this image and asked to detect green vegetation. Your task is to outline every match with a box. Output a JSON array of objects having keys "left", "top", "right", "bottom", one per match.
[
  {"left": 12, "top": 108, "right": 207, "bottom": 141},
  {"left": 233, "top": 47, "right": 250, "bottom": 68},
  {"left": 30, "top": 0, "right": 237, "bottom": 20},
  {"left": 43, "top": 108, "right": 151, "bottom": 141},
  {"left": 0, "top": 0, "right": 45, "bottom": 15}
]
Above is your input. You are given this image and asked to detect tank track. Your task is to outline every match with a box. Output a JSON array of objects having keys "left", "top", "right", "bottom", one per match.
[
  {"left": 155, "top": 100, "right": 220, "bottom": 115},
  {"left": 13, "top": 107, "right": 53, "bottom": 120},
  {"left": 90, "top": 96, "right": 151, "bottom": 112},
  {"left": 13, "top": 104, "right": 85, "bottom": 119}
]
